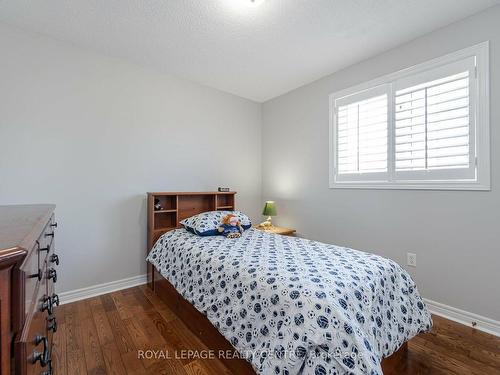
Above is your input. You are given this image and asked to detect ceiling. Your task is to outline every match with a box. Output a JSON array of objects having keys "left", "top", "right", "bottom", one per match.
[{"left": 0, "top": 0, "right": 498, "bottom": 102}]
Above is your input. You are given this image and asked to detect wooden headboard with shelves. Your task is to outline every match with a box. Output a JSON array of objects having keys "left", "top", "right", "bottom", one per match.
[{"left": 146, "top": 191, "right": 236, "bottom": 287}]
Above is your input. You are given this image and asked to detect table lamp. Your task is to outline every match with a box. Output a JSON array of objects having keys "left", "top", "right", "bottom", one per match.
[{"left": 260, "top": 201, "right": 277, "bottom": 227}]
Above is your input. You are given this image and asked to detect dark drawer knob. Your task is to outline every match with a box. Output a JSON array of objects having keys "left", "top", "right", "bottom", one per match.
[
  {"left": 45, "top": 231, "right": 54, "bottom": 238},
  {"left": 39, "top": 244, "right": 50, "bottom": 253},
  {"left": 47, "top": 316, "right": 57, "bottom": 333},
  {"left": 50, "top": 222, "right": 58, "bottom": 228},
  {"left": 50, "top": 253, "right": 59, "bottom": 265},
  {"left": 29, "top": 268, "right": 42, "bottom": 281},
  {"left": 40, "top": 295, "right": 53, "bottom": 315},
  {"left": 32, "top": 335, "right": 49, "bottom": 367},
  {"left": 47, "top": 268, "right": 57, "bottom": 283},
  {"left": 51, "top": 293, "right": 60, "bottom": 307}
]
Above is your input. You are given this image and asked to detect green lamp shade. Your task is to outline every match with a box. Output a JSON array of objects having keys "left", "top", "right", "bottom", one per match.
[{"left": 262, "top": 201, "right": 277, "bottom": 216}]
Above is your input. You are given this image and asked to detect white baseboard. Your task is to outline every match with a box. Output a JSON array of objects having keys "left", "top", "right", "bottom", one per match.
[
  {"left": 424, "top": 298, "right": 500, "bottom": 337},
  {"left": 59, "top": 274, "right": 147, "bottom": 305}
]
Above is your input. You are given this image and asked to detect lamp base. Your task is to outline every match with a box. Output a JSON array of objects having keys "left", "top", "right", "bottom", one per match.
[{"left": 258, "top": 216, "right": 273, "bottom": 228}]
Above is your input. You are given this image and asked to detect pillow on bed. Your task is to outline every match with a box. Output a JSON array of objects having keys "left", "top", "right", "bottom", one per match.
[{"left": 180, "top": 211, "right": 251, "bottom": 236}]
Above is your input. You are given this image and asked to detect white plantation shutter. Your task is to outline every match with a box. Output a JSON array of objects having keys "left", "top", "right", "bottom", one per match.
[
  {"left": 330, "top": 43, "right": 490, "bottom": 190},
  {"left": 337, "top": 95, "right": 388, "bottom": 173},
  {"left": 335, "top": 85, "right": 389, "bottom": 181},
  {"left": 395, "top": 72, "right": 469, "bottom": 171},
  {"left": 393, "top": 56, "right": 476, "bottom": 180}
]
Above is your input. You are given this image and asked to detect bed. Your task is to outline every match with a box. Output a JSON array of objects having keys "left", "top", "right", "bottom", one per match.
[{"left": 145, "top": 192, "right": 432, "bottom": 375}]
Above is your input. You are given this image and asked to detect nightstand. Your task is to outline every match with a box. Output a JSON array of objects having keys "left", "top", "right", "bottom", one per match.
[{"left": 253, "top": 225, "right": 296, "bottom": 236}]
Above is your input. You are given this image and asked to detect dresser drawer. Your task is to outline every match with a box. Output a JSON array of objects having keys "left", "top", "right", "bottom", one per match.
[
  {"left": 20, "top": 245, "right": 41, "bottom": 318},
  {"left": 15, "top": 275, "right": 52, "bottom": 375},
  {"left": 38, "top": 214, "right": 56, "bottom": 270}
]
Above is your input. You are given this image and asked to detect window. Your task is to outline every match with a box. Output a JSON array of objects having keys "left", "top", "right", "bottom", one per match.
[{"left": 329, "top": 42, "right": 490, "bottom": 190}]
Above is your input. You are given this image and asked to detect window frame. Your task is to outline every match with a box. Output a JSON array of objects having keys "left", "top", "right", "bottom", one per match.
[{"left": 329, "top": 41, "right": 490, "bottom": 190}]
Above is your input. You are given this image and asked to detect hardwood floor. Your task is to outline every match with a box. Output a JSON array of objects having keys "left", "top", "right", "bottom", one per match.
[{"left": 52, "top": 286, "right": 500, "bottom": 374}]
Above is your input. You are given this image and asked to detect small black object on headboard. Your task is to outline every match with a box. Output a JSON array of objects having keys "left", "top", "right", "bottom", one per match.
[
  {"left": 154, "top": 198, "right": 163, "bottom": 211},
  {"left": 218, "top": 187, "right": 230, "bottom": 192}
]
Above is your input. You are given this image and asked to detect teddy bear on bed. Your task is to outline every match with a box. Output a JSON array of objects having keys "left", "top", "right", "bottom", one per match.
[{"left": 218, "top": 214, "right": 244, "bottom": 238}]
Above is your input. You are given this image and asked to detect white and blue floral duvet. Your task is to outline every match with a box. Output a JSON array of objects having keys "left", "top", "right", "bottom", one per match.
[{"left": 147, "top": 228, "right": 432, "bottom": 375}]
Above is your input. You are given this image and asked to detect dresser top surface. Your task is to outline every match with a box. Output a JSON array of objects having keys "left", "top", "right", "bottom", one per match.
[{"left": 0, "top": 204, "right": 55, "bottom": 253}]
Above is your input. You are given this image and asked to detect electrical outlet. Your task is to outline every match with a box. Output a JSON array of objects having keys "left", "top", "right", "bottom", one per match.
[{"left": 407, "top": 253, "right": 417, "bottom": 267}]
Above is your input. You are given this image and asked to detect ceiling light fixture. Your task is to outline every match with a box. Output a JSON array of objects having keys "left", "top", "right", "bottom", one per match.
[
  {"left": 222, "top": 0, "right": 266, "bottom": 15},
  {"left": 248, "top": 0, "right": 265, "bottom": 7}
]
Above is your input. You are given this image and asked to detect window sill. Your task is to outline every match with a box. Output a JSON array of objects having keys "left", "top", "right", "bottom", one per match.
[{"left": 329, "top": 181, "right": 491, "bottom": 191}]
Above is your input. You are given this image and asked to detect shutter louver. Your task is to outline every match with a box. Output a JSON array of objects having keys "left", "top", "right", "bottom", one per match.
[
  {"left": 395, "top": 71, "right": 470, "bottom": 171},
  {"left": 337, "top": 94, "right": 388, "bottom": 174}
]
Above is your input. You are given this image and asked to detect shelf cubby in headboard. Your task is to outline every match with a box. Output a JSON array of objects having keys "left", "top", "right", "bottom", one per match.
[{"left": 146, "top": 191, "right": 237, "bottom": 288}]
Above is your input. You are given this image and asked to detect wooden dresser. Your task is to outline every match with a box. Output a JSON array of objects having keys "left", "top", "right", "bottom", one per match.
[{"left": 0, "top": 205, "right": 59, "bottom": 375}]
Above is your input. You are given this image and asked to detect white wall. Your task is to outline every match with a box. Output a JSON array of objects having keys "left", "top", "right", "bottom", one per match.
[
  {"left": 0, "top": 23, "right": 262, "bottom": 293},
  {"left": 262, "top": 6, "right": 500, "bottom": 321}
]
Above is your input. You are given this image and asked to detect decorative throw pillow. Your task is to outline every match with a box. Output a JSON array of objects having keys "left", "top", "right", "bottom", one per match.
[{"left": 180, "top": 210, "right": 251, "bottom": 236}]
